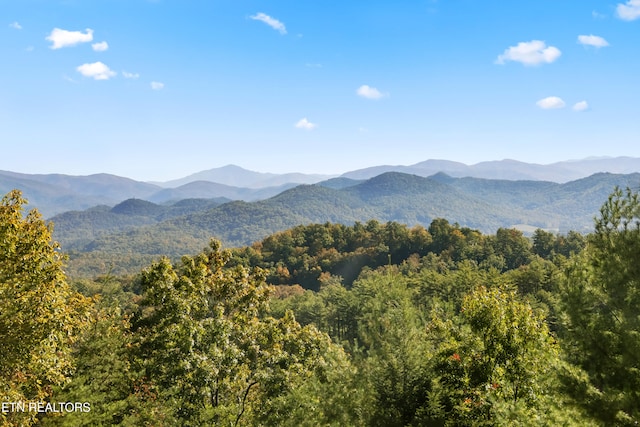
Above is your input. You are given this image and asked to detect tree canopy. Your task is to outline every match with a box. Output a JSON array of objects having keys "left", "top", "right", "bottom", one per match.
[
  {"left": 0, "top": 190, "right": 90, "bottom": 427},
  {"left": 560, "top": 187, "right": 640, "bottom": 425},
  {"left": 3, "top": 186, "right": 640, "bottom": 426}
]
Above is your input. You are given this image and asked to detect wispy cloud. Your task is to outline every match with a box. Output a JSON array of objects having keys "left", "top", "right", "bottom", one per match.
[
  {"left": 616, "top": 0, "right": 640, "bottom": 20},
  {"left": 76, "top": 61, "right": 116, "bottom": 80},
  {"left": 47, "top": 28, "right": 93, "bottom": 49},
  {"left": 577, "top": 35, "right": 609, "bottom": 48},
  {"left": 536, "top": 96, "right": 565, "bottom": 109},
  {"left": 357, "top": 85, "right": 386, "bottom": 100},
  {"left": 92, "top": 41, "right": 109, "bottom": 52},
  {"left": 294, "top": 118, "right": 317, "bottom": 130},
  {"left": 495, "top": 40, "right": 561, "bottom": 66},
  {"left": 123, "top": 71, "right": 140, "bottom": 79},
  {"left": 573, "top": 101, "right": 589, "bottom": 111},
  {"left": 150, "top": 81, "right": 165, "bottom": 90},
  {"left": 250, "top": 13, "right": 287, "bottom": 34},
  {"left": 9, "top": 21, "right": 22, "bottom": 30}
]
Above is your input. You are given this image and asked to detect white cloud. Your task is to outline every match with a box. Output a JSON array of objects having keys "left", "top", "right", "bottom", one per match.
[
  {"left": 150, "top": 81, "right": 164, "bottom": 90},
  {"left": 536, "top": 96, "right": 566, "bottom": 109},
  {"left": 495, "top": 40, "right": 561, "bottom": 66},
  {"left": 357, "top": 85, "right": 386, "bottom": 99},
  {"left": 577, "top": 35, "right": 609, "bottom": 48},
  {"left": 122, "top": 71, "right": 140, "bottom": 79},
  {"left": 9, "top": 21, "right": 22, "bottom": 30},
  {"left": 46, "top": 28, "right": 94, "bottom": 49},
  {"left": 294, "top": 118, "right": 317, "bottom": 130},
  {"left": 76, "top": 62, "right": 116, "bottom": 80},
  {"left": 92, "top": 41, "right": 109, "bottom": 52},
  {"left": 573, "top": 101, "right": 589, "bottom": 111},
  {"left": 617, "top": 0, "right": 640, "bottom": 20},
  {"left": 250, "top": 13, "right": 287, "bottom": 34}
]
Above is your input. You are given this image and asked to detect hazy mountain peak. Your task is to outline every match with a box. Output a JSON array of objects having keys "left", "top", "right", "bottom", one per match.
[
  {"left": 158, "top": 165, "right": 334, "bottom": 189},
  {"left": 4, "top": 156, "right": 640, "bottom": 218},
  {"left": 343, "top": 156, "right": 640, "bottom": 183}
]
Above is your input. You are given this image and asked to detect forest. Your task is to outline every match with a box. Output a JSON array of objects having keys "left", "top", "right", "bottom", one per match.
[
  {"left": 49, "top": 171, "right": 640, "bottom": 279},
  {"left": 1, "top": 186, "right": 640, "bottom": 426}
]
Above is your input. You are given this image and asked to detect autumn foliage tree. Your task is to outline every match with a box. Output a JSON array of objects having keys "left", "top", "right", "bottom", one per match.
[{"left": 0, "top": 190, "right": 90, "bottom": 427}]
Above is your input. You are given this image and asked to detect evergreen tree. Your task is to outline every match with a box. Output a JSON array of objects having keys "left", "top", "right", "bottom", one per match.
[{"left": 561, "top": 187, "right": 640, "bottom": 424}]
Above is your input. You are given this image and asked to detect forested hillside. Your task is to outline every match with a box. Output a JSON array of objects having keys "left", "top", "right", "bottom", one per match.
[
  {"left": 51, "top": 171, "right": 640, "bottom": 278},
  {"left": 2, "top": 187, "right": 640, "bottom": 425},
  {"left": 4, "top": 159, "right": 640, "bottom": 218}
]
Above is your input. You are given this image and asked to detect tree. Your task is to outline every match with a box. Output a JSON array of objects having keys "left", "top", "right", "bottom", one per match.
[
  {"left": 0, "top": 190, "right": 90, "bottom": 427},
  {"left": 428, "top": 218, "right": 457, "bottom": 255},
  {"left": 490, "top": 228, "right": 532, "bottom": 271},
  {"left": 129, "top": 240, "right": 336, "bottom": 426},
  {"left": 532, "top": 229, "right": 556, "bottom": 259},
  {"left": 560, "top": 187, "right": 640, "bottom": 424},
  {"left": 425, "top": 285, "right": 564, "bottom": 426},
  {"left": 532, "top": 229, "right": 586, "bottom": 260},
  {"left": 41, "top": 304, "right": 150, "bottom": 427},
  {"left": 346, "top": 271, "right": 431, "bottom": 426}
]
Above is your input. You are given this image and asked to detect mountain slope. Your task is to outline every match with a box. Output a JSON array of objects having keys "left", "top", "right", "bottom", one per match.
[
  {"left": 345, "top": 172, "right": 530, "bottom": 230},
  {"left": 4, "top": 156, "right": 640, "bottom": 218},
  {"left": 51, "top": 198, "right": 227, "bottom": 250},
  {"left": 0, "top": 171, "right": 162, "bottom": 217},
  {"left": 57, "top": 171, "right": 640, "bottom": 277},
  {"left": 147, "top": 180, "right": 298, "bottom": 203}
]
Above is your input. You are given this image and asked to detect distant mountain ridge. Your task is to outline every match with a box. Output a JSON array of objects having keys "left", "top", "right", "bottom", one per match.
[
  {"left": 3, "top": 156, "right": 640, "bottom": 217},
  {"left": 342, "top": 157, "right": 640, "bottom": 182},
  {"left": 0, "top": 171, "right": 162, "bottom": 217},
  {"left": 0, "top": 171, "right": 304, "bottom": 217},
  {"left": 49, "top": 170, "right": 640, "bottom": 277},
  {"left": 155, "top": 164, "right": 336, "bottom": 189}
]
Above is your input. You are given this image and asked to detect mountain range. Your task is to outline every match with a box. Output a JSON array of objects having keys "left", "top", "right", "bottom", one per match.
[
  {"left": 40, "top": 170, "right": 640, "bottom": 278},
  {"left": 341, "top": 157, "right": 640, "bottom": 182},
  {"left": 4, "top": 156, "right": 640, "bottom": 277},
  {"left": 3, "top": 156, "right": 640, "bottom": 218}
]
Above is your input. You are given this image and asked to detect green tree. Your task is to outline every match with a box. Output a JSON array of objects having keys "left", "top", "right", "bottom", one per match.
[
  {"left": 490, "top": 228, "right": 532, "bottom": 271},
  {"left": 532, "top": 229, "right": 556, "bottom": 259},
  {"left": 41, "top": 304, "right": 155, "bottom": 427},
  {"left": 560, "top": 187, "right": 640, "bottom": 424},
  {"left": 0, "top": 190, "right": 90, "bottom": 427},
  {"left": 428, "top": 218, "right": 457, "bottom": 255},
  {"left": 425, "top": 285, "right": 565, "bottom": 426},
  {"left": 532, "top": 229, "right": 586, "bottom": 260},
  {"left": 130, "top": 240, "right": 336, "bottom": 426},
  {"left": 330, "top": 270, "right": 429, "bottom": 426}
]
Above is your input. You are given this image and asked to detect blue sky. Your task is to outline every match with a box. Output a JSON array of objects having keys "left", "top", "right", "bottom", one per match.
[{"left": 2, "top": 0, "right": 639, "bottom": 181}]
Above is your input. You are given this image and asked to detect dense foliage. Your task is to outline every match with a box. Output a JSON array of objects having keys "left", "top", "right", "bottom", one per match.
[
  {"left": 559, "top": 187, "right": 640, "bottom": 424},
  {"left": 0, "top": 191, "right": 90, "bottom": 426},
  {"left": 2, "top": 186, "right": 640, "bottom": 425}
]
